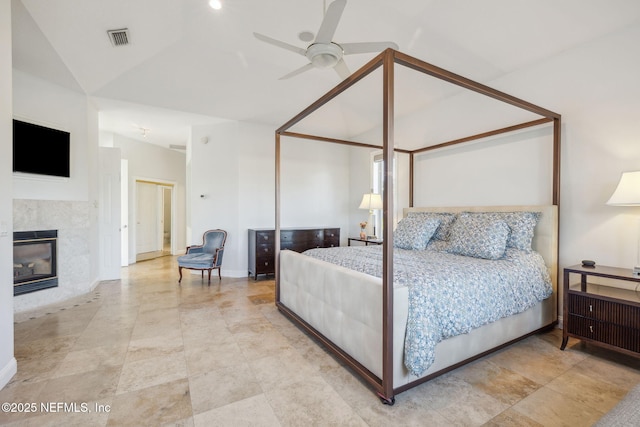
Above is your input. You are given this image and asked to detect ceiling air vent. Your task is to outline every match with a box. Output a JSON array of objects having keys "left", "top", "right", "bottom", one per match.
[{"left": 107, "top": 28, "right": 130, "bottom": 47}]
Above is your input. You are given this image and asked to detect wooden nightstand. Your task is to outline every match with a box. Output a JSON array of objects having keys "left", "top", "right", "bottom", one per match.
[{"left": 561, "top": 264, "right": 640, "bottom": 357}]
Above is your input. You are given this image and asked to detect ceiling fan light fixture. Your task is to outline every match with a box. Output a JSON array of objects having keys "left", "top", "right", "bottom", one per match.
[
  {"left": 298, "top": 31, "right": 314, "bottom": 42},
  {"left": 253, "top": 0, "right": 396, "bottom": 79},
  {"left": 306, "top": 43, "right": 343, "bottom": 68}
]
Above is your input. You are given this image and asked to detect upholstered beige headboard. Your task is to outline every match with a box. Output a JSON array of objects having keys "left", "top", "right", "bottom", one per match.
[{"left": 403, "top": 205, "right": 559, "bottom": 292}]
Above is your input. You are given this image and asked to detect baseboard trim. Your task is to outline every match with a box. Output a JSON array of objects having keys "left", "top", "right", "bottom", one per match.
[
  {"left": 0, "top": 357, "right": 17, "bottom": 390},
  {"left": 187, "top": 269, "right": 249, "bottom": 279},
  {"left": 557, "top": 315, "right": 563, "bottom": 328}
]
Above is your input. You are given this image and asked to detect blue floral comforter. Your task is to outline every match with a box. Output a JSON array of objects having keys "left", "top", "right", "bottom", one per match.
[{"left": 302, "top": 245, "right": 552, "bottom": 376}]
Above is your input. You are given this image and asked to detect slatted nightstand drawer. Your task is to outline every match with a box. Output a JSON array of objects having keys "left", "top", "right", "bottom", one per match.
[
  {"left": 568, "top": 292, "right": 640, "bottom": 328},
  {"left": 568, "top": 314, "right": 640, "bottom": 353}
]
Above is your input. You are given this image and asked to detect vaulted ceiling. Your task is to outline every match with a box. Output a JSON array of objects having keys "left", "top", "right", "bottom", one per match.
[{"left": 11, "top": 0, "right": 640, "bottom": 148}]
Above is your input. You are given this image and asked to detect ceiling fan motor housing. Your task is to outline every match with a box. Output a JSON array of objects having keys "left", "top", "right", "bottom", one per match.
[{"left": 306, "top": 42, "right": 344, "bottom": 68}]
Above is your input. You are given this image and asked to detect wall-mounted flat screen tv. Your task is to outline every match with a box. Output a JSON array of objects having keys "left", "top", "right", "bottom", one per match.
[{"left": 13, "top": 119, "right": 71, "bottom": 178}]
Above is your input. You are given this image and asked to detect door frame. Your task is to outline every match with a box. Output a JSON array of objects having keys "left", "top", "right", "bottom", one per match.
[
  {"left": 130, "top": 176, "right": 177, "bottom": 263},
  {"left": 158, "top": 185, "right": 173, "bottom": 254}
]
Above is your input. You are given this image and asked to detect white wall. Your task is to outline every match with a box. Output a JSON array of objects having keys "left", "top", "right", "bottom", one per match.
[
  {"left": 412, "top": 127, "right": 553, "bottom": 207},
  {"left": 112, "top": 134, "right": 187, "bottom": 264},
  {"left": 280, "top": 136, "right": 351, "bottom": 230},
  {"left": 504, "top": 23, "right": 640, "bottom": 271},
  {"left": 189, "top": 121, "right": 351, "bottom": 278},
  {"left": 0, "top": 0, "right": 16, "bottom": 390}
]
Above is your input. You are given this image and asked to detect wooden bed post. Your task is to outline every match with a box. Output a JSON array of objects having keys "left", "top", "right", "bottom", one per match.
[
  {"left": 552, "top": 118, "right": 561, "bottom": 206},
  {"left": 409, "top": 152, "right": 414, "bottom": 208},
  {"left": 380, "top": 48, "right": 395, "bottom": 404},
  {"left": 275, "top": 131, "right": 281, "bottom": 302},
  {"left": 553, "top": 117, "right": 562, "bottom": 316}
]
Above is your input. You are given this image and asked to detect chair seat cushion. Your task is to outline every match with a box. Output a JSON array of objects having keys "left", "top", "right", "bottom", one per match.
[{"left": 177, "top": 253, "right": 214, "bottom": 268}]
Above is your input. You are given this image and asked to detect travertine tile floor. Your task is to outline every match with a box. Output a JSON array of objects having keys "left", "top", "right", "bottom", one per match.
[{"left": 1, "top": 255, "right": 639, "bottom": 426}]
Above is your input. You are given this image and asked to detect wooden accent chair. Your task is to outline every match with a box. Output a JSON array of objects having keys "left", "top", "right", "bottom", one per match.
[{"left": 177, "top": 229, "right": 227, "bottom": 284}]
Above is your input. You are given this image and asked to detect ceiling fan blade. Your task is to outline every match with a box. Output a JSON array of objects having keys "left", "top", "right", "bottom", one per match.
[
  {"left": 279, "top": 62, "right": 315, "bottom": 80},
  {"left": 315, "top": 0, "right": 346, "bottom": 44},
  {"left": 341, "top": 41, "right": 399, "bottom": 55},
  {"left": 333, "top": 58, "right": 351, "bottom": 80},
  {"left": 253, "top": 32, "right": 306, "bottom": 56}
]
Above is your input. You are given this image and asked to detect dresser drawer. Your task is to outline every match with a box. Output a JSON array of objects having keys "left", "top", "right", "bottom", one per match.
[
  {"left": 254, "top": 256, "right": 275, "bottom": 274},
  {"left": 282, "top": 230, "right": 325, "bottom": 251},
  {"left": 323, "top": 228, "right": 340, "bottom": 247},
  {"left": 255, "top": 230, "right": 275, "bottom": 244},
  {"left": 569, "top": 292, "right": 640, "bottom": 328},
  {"left": 255, "top": 244, "right": 275, "bottom": 256},
  {"left": 281, "top": 230, "right": 323, "bottom": 245},
  {"left": 323, "top": 238, "right": 339, "bottom": 248}
]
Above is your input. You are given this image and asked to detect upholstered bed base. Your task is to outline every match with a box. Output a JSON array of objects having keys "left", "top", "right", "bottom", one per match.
[
  {"left": 280, "top": 251, "right": 555, "bottom": 388},
  {"left": 278, "top": 205, "right": 558, "bottom": 391}
]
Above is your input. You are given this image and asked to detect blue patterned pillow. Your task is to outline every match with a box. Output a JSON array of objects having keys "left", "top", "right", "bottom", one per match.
[
  {"left": 461, "top": 211, "right": 540, "bottom": 251},
  {"left": 394, "top": 216, "right": 441, "bottom": 250},
  {"left": 448, "top": 214, "right": 509, "bottom": 260},
  {"left": 407, "top": 212, "right": 457, "bottom": 241}
]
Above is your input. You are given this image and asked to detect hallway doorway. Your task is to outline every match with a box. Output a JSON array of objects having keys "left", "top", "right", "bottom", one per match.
[{"left": 135, "top": 180, "right": 174, "bottom": 262}]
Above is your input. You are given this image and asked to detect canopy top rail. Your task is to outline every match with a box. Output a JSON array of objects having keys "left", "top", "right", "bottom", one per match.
[
  {"left": 276, "top": 49, "right": 560, "bottom": 154},
  {"left": 279, "top": 131, "right": 412, "bottom": 154}
]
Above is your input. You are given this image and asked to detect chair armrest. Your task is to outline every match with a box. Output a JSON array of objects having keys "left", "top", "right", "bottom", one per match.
[
  {"left": 186, "top": 245, "right": 204, "bottom": 254},
  {"left": 214, "top": 248, "right": 224, "bottom": 267}
]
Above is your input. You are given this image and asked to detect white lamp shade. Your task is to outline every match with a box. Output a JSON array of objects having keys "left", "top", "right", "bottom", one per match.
[
  {"left": 607, "top": 171, "right": 640, "bottom": 206},
  {"left": 359, "top": 193, "right": 383, "bottom": 210}
]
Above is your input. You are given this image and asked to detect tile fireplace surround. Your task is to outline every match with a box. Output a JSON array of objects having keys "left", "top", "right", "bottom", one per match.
[{"left": 13, "top": 199, "right": 94, "bottom": 313}]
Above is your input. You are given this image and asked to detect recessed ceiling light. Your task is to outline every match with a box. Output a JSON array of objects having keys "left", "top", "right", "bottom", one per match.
[{"left": 209, "top": 0, "right": 221, "bottom": 10}]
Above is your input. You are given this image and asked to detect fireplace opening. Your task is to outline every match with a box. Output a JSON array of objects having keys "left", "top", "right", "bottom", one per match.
[{"left": 13, "top": 230, "right": 58, "bottom": 296}]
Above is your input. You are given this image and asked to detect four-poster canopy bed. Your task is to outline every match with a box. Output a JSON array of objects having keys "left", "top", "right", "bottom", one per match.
[{"left": 274, "top": 49, "right": 561, "bottom": 404}]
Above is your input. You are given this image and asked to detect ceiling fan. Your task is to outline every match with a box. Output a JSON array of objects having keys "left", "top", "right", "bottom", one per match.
[{"left": 253, "top": 0, "right": 398, "bottom": 80}]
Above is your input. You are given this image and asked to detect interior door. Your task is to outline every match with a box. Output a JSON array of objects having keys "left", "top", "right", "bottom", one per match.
[
  {"left": 136, "top": 181, "right": 159, "bottom": 254},
  {"left": 98, "top": 147, "right": 121, "bottom": 280}
]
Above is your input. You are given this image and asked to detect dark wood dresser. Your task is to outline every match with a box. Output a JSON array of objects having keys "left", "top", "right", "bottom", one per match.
[
  {"left": 561, "top": 264, "right": 640, "bottom": 357},
  {"left": 248, "top": 227, "right": 340, "bottom": 279}
]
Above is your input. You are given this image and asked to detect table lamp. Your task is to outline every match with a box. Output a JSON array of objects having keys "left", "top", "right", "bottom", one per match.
[
  {"left": 606, "top": 170, "right": 640, "bottom": 275},
  {"left": 359, "top": 192, "right": 383, "bottom": 239}
]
